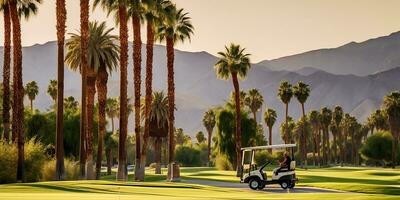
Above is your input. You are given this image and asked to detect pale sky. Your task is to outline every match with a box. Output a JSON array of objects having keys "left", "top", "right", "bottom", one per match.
[{"left": 1, "top": 0, "right": 400, "bottom": 62}]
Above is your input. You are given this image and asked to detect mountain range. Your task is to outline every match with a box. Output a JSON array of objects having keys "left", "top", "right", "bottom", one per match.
[{"left": 1, "top": 31, "right": 400, "bottom": 143}]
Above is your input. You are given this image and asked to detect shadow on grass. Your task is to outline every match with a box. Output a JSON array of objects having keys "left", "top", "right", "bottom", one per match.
[
  {"left": 367, "top": 172, "right": 400, "bottom": 176},
  {"left": 300, "top": 174, "right": 400, "bottom": 185},
  {"left": 20, "top": 183, "right": 117, "bottom": 194}
]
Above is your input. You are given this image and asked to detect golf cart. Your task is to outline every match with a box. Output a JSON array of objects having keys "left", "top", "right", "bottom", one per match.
[{"left": 240, "top": 144, "right": 298, "bottom": 190}]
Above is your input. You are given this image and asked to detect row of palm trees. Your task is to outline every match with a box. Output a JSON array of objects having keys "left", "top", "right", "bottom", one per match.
[{"left": 1, "top": 0, "right": 193, "bottom": 182}]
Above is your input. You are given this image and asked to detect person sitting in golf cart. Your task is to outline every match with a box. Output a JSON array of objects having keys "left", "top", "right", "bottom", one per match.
[{"left": 275, "top": 151, "right": 291, "bottom": 175}]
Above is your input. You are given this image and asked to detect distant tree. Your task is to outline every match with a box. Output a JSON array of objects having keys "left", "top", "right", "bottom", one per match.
[
  {"left": 360, "top": 131, "right": 394, "bottom": 167},
  {"left": 293, "top": 81, "right": 310, "bottom": 168},
  {"left": 104, "top": 131, "right": 118, "bottom": 175},
  {"left": 202, "top": 109, "right": 216, "bottom": 165},
  {"left": 278, "top": 81, "right": 293, "bottom": 144},
  {"left": 244, "top": 88, "right": 264, "bottom": 122},
  {"left": 24, "top": 81, "right": 39, "bottom": 111},
  {"left": 196, "top": 131, "right": 206, "bottom": 144},
  {"left": 263, "top": 107, "right": 277, "bottom": 153},
  {"left": 331, "top": 106, "right": 343, "bottom": 164},
  {"left": 47, "top": 79, "right": 58, "bottom": 105},
  {"left": 280, "top": 116, "right": 295, "bottom": 144},
  {"left": 309, "top": 110, "right": 321, "bottom": 166},
  {"left": 175, "top": 128, "right": 186, "bottom": 145},
  {"left": 215, "top": 43, "right": 251, "bottom": 177},
  {"left": 105, "top": 97, "right": 119, "bottom": 134},
  {"left": 382, "top": 91, "right": 400, "bottom": 168},
  {"left": 320, "top": 107, "right": 332, "bottom": 165},
  {"left": 64, "top": 96, "right": 79, "bottom": 112}
]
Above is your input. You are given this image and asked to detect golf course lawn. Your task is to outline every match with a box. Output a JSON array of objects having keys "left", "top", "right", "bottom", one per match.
[{"left": 0, "top": 167, "right": 399, "bottom": 200}]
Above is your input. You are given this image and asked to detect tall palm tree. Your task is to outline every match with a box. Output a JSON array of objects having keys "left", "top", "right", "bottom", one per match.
[
  {"left": 244, "top": 88, "right": 264, "bottom": 122},
  {"left": 106, "top": 97, "right": 119, "bottom": 134},
  {"left": 382, "top": 91, "right": 400, "bottom": 168},
  {"left": 8, "top": 0, "right": 42, "bottom": 182},
  {"left": 127, "top": 0, "right": 145, "bottom": 182},
  {"left": 55, "top": 0, "right": 66, "bottom": 181},
  {"left": 280, "top": 116, "right": 295, "bottom": 143},
  {"left": 1, "top": 1, "right": 11, "bottom": 142},
  {"left": 65, "top": 21, "right": 119, "bottom": 180},
  {"left": 94, "top": 0, "right": 130, "bottom": 181},
  {"left": 320, "top": 107, "right": 332, "bottom": 165},
  {"left": 309, "top": 110, "right": 320, "bottom": 166},
  {"left": 278, "top": 81, "right": 293, "bottom": 144},
  {"left": 78, "top": 0, "right": 89, "bottom": 179},
  {"left": 263, "top": 107, "right": 277, "bottom": 153},
  {"left": 332, "top": 105, "right": 343, "bottom": 164},
  {"left": 156, "top": 4, "right": 194, "bottom": 180},
  {"left": 47, "top": 79, "right": 58, "bottom": 104},
  {"left": 24, "top": 81, "right": 39, "bottom": 111},
  {"left": 202, "top": 109, "right": 216, "bottom": 165},
  {"left": 293, "top": 81, "right": 310, "bottom": 169},
  {"left": 140, "top": 91, "right": 169, "bottom": 174},
  {"left": 215, "top": 43, "right": 251, "bottom": 177},
  {"left": 64, "top": 96, "right": 79, "bottom": 111}
]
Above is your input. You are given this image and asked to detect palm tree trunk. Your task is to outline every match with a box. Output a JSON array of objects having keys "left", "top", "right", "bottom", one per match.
[
  {"left": 106, "top": 148, "right": 112, "bottom": 175},
  {"left": 96, "top": 68, "right": 108, "bottom": 180},
  {"left": 132, "top": 13, "right": 143, "bottom": 182},
  {"left": 232, "top": 73, "right": 242, "bottom": 177},
  {"left": 2, "top": 5, "right": 11, "bottom": 142},
  {"left": 285, "top": 103, "right": 289, "bottom": 144},
  {"left": 55, "top": 0, "right": 66, "bottom": 181},
  {"left": 30, "top": 99, "right": 33, "bottom": 111},
  {"left": 117, "top": 4, "right": 128, "bottom": 181},
  {"left": 333, "top": 134, "right": 337, "bottom": 164},
  {"left": 268, "top": 126, "right": 272, "bottom": 154},
  {"left": 341, "top": 132, "right": 347, "bottom": 166},
  {"left": 252, "top": 111, "right": 257, "bottom": 123},
  {"left": 141, "top": 20, "right": 155, "bottom": 180},
  {"left": 312, "top": 129, "right": 316, "bottom": 166},
  {"left": 301, "top": 103, "right": 307, "bottom": 169},
  {"left": 166, "top": 37, "right": 176, "bottom": 173},
  {"left": 10, "top": 0, "right": 24, "bottom": 182},
  {"left": 327, "top": 128, "right": 330, "bottom": 165},
  {"left": 154, "top": 137, "right": 162, "bottom": 174},
  {"left": 207, "top": 129, "right": 211, "bottom": 166},
  {"left": 79, "top": 0, "right": 89, "bottom": 179},
  {"left": 111, "top": 117, "right": 114, "bottom": 133},
  {"left": 86, "top": 75, "right": 96, "bottom": 180}
]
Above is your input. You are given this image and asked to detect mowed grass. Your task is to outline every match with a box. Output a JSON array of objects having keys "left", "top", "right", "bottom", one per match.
[
  {"left": 0, "top": 180, "right": 397, "bottom": 200},
  {"left": 177, "top": 166, "right": 400, "bottom": 195},
  {"left": 0, "top": 167, "right": 399, "bottom": 200}
]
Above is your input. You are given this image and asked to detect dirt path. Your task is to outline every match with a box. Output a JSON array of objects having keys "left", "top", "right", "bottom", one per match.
[{"left": 182, "top": 179, "right": 350, "bottom": 193}]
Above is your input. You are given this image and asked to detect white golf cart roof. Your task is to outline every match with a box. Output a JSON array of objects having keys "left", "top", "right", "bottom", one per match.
[{"left": 241, "top": 144, "right": 296, "bottom": 151}]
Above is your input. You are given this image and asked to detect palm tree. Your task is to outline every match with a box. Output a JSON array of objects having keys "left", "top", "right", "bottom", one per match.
[
  {"left": 293, "top": 81, "right": 310, "bottom": 169},
  {"left": 94, "top": 0, "right": 130, "bottom": 181},
  {"left": 196, "top": 131, "right": 206, "bottom": 143},
  {"left": 66, "top": 21, "right": 119, "bottom": 180},
  {"left": 263, "top": 107, "right": 277, "bottom": 153},
  {"left": 78, "top": 0, "right": 89, "bottom": 179},
  {"left": 320, "top": 107, "right": 332, "bottom": 165},
  {"left": 24, "top": 81, "right": 39, "bottom": 111},
  {"left": 340, "top": 113, "right": 351, "bottom": 166},
  {"left": 8, "top": 0, "right": 42, "bottom": 182},
  {"left": 47, "top": 80, "right": 58, "bottom": 104},
  {"left": 55, "top": 0, "right": 66, "bottom": 181},
  {"left": 309, "top": 110, "right": 321, "bottom": 166},
  {"left": 332, "top": 106, "right": 343, "bottom": 164},
  {"left": 382, "top": 91, "right": 400, "bottom": 168},
  {"left": 202, "top": 109, "right": 216, "bottom": 165},
  {"left": 141, "top": 91, "right": 169, "bottom": 174},
  {"left": 106, "top": 97, "right": 119, "bottom": 134},
  {"left": 127, "top": 0, "right": 145, "bottom": 182},
  {"left": 104, "top": 131, "right": 117, "bottom": 175},
  {"left": 1, "top": 2, "right": 11, "bottom": 142},
  {"left": 280, "top": 116, "right": 295, "bottom": 143},
  {"left": 156, "top": 4, "right": 194, "bottom": 180},
  {"left": 215, "top": 43, "right": 251, "bottom": 176},
  {"left": 64, "top": 96, "right": 79, "bottom": 111},
  {"left": 244, "top": 88, "right": 264, "bottom": 122},
  {"left": 278, "top": 81, "right": 293, "bottom": 144}
]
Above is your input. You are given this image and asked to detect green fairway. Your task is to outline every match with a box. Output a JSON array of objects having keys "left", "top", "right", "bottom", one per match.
[{"left": 0, "top": 167, "right": 399, "bottom": 200}]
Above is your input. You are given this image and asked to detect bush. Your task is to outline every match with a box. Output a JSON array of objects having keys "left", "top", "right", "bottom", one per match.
[
  {"left": 0, "top": 139, "right": 48, "bottom": 183},
  {"left": 215, "top": 154, "right": 233, "bottom": 170},
  {"left": 149, "top": 163, "right": 157, "bottom": 169},
  {"left": 175, "top": 145, "right": 201, "bottom": 167},
  {"left": 360, "top": 131, "right": 400, "bottom": 166},
  {"left": 41, "top": 158, "right": 79, "bottom": 181}
]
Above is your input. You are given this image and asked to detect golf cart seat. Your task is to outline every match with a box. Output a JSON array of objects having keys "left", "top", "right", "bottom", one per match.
[{"left": 273, "top": 161, "right": 296, "bottom": 174}]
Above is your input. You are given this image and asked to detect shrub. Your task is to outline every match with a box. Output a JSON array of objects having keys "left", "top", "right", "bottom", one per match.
[
  {"left": 360, "top": 131, "right": 400, "bottom": 166},
  {"left": 0, "top": 139, "right": 47, "bottom": 183},
  {"left": 215, "top": 154, "right": 233, "bottom": 170},
  {"left": 41, "top": 158, "right": 79, "bottom": 181},
  {"left": 175, "top": 145, "right": 201, "bottom": 167}
]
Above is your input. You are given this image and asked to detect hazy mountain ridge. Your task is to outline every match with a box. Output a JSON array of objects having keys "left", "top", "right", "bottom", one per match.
[
  {"left": 258, "top": 31, "right": 400, "bottom": 76},
  {"left": 1, "top": 33, "right": 400, "bottom": 142}
]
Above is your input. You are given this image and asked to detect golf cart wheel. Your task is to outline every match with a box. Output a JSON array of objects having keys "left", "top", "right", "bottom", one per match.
[
  {"left": 288, "top": 182, "right": 295, "bottom": 189},
  {"left": 257, "top": 183, "right": 265, "bottom": 190},
  {"left": 280, "top": 181, "right": 289, "bottom": 189},
  {"left": 249, "top": 179, "right": 260, "bottom": 190}
]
